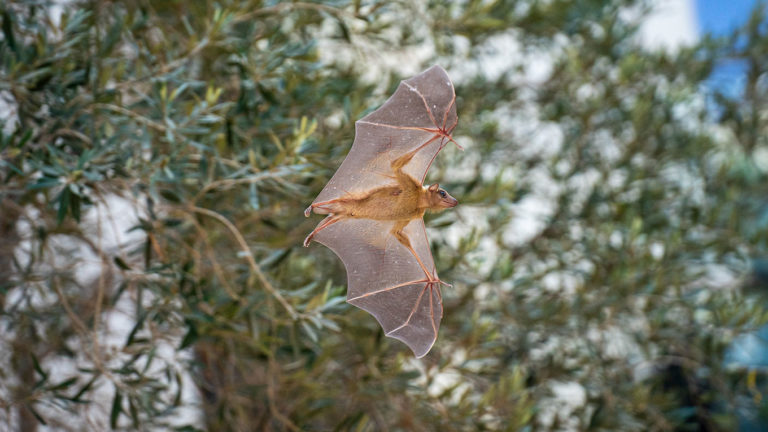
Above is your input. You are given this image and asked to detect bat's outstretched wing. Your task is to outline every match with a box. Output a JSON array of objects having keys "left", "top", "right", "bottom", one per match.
[
  {"left": 310, "top": 65, "right": 458, "bottom": 207},
  {"left": 314, "top": 218, "right": 441, "bottom": 357},
  {"left": 307, "top": 66, "right": 457, "bottom": 357}
]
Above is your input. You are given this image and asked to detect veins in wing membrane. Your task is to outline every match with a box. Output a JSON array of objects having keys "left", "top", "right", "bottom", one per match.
[
  {"left": 357, "top": 77, "right": 458, "bottom": 141},
  {"left": 348, "top": 278, "right": 441, "bottom": 336},
  {"left": 405, "top": 78, "right": 458, "bottom": 134},
  {"left": 357, "top": 94, "right": 457, "bottom": 136},
  {"left": 348, "top": 278, "right": 430, "bottom": 301},
  {"left": 386, "top": 283, "right": 428, "bottom": 335},
  {"left": 402, "top": 81, "right": 457, "bottom": 133},
  {"left": 386, "top": 282, "right": 440, "bottom": 336}
]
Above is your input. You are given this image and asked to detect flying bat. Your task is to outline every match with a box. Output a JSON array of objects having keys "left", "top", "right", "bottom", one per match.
[{"left": 304, "top": 65, "right": 459, "bottom": 357}]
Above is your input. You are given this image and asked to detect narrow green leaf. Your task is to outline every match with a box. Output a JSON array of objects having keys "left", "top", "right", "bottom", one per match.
[
  {"left": 48, "top": 376, "right": 77, "bottom": 391},
  {"left": 179, "top": 323, "right": 198, "bottom": 350},
  {"left": 300, "top": 321, "right": 318, "bottom": 343},
  {"left": 31, "top": 353, "right": 47, "bottom": 381},
  {"left": 71, "top": 374, "right": 99, "bottom": 402},
  {"left": 26, "top": 404, "right": 47, "bottom": 426},
  {"left": 173, "top": 371, "right": 183, "bottom": 406},
  {"left": 125, "top": 312, "right": 146, "bottom": 347},
  {"left": 1, "top": 10, "right": 17, "bottom": 54},
  {"left": 128, "top": 396, "right": 139, "bottom": 428},
  {"left": 27, "top": 177, "right": 60, "bottom": 189},
  {"left": 110, "top": 388, "right": 122, "bottom": 428},
  {"left": 114, "top": 256, "right": 131, "bottom": 270},
  {"left": 57, "top": 187, "right": 70, "bottom": 224},
  {"left": 70, "top": 189, "right": 81, "bottom": 222}
]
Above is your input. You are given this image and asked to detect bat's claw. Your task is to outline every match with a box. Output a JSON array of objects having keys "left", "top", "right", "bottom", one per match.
[
  {"left": 437, "top": 279, "right": 453, "bottom": 288},
  {"left": 304, "top": 205, "right": 313, "bottom": 217},
  {"left": 303, "top": 234, "right": 313, "bottom": 247}
]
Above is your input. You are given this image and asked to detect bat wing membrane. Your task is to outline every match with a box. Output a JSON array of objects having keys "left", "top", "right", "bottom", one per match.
[
  {"left": 315, "top": 218, "right": 442, "bottom": 357},
  {"left": 312, "top": 66, "right": 457, "bottom": 205},
  {"left": 309, "top": 66, "right": 456, "bottom": 357}
]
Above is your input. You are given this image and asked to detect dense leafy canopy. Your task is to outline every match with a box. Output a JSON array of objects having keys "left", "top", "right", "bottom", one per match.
[{"left": 1, "top": 0, "right": 768, "bottom": 430}]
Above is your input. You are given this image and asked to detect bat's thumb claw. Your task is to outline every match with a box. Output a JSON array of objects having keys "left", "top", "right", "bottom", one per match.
[{"left": 304, "top": 205, "right": 312, "bottom": 217}]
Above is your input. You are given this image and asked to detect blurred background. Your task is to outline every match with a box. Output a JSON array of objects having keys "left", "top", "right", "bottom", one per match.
[{"left": 1, "top": 0, "right": 768, "bottom": 430}]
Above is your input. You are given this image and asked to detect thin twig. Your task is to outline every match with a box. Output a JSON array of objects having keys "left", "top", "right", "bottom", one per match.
[
  {"left": 237, "top": 2, "right": 362, "bottom": 22},
  {"left": 114, "top": 37, "right": 210, "bottom": 90},
  {"left": 266, "top": 356, "right": 301, "bottom": 432},
  {"left": 91, "top": 103, "right": 167, "bottom": 133},
  {"left": 52, "top": 128, "right": 93, "bottom": 145},
  {"left": 187, "top": 205, "right": 298, "bottom": 319},
  {"left": 51, "top": 277, "right": 91, "bottom": 337},
  {"left": 91, "top": 201, "right": 108, "bottom": 376},
  {"left": 49, "top": 276, "right": 131, "bottom": 394},
  {"left": 194, "top": 168, "right": 296, "bottom": 202},
  {"left": 187, "top": 215, "right": 243, "bottom": 301}
]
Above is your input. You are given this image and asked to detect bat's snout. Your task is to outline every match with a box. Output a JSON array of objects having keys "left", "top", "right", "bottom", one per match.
[{"left": 433, "top": 189, "right": 458, "bottom": 210}]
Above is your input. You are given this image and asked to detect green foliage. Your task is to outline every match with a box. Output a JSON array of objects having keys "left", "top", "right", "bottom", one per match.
[{"left": 1, "top": 0, "right": 768, "bottom": 430}]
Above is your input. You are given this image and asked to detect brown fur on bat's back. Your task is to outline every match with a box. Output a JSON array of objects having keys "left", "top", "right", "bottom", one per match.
[
  {"left": 314, "top": 176, "right": 434, "bottom": 221},
  {"left": 304, "top": 144, "right": 458, "bottom": 250}
]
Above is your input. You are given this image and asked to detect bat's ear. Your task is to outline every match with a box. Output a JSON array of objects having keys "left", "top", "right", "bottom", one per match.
[{"left": 428, "top": 183, "right": 440, "bottom": 192}]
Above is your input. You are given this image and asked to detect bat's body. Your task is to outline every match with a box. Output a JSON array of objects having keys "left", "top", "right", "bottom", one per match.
[
  {"left": 306, "top": 183, "right": 425, "bottom": 222},
  {"left": 304, "top": 150, "right": 457, "bottom": 244},
  {"left": 303, "top": 66, "right": 459, "bottom": 358},
  {"left": 304, "top": 147, "right": 458, "bottom": 280}
]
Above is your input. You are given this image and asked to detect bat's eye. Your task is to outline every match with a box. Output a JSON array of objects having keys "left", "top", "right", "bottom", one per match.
[{"left": 438, "top": 190, "right": 446, "bottom": 198}]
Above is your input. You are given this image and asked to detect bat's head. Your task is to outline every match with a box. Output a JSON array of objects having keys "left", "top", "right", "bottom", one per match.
[{"left": 427, "top": 183, "right": 458, "bottom": 211}]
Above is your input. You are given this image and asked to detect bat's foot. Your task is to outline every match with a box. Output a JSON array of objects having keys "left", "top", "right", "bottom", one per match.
[
  {"left": 304, "top": 214, "right": 344, "bottom": 247},
  {"left": 305, "top": 199, "right": 345, "bottom": 216}
]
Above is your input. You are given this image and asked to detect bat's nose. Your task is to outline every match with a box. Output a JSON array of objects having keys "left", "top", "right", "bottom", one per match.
[{"left": 446, "top": 197, "right": 458, "bottom": 207}]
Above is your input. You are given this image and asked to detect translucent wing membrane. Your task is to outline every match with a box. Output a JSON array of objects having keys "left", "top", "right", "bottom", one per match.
[
  {"left": 312, "top": 66, "right": 457, "bottom": 206},
  {"left": 312, "top": 127, "right": 435, "bottom": 204},
  {"left": 360, "top": 65, "right": 457, "bottom": 131},
  {"left": 315, "top": 218, "right": 442, "bottom": 357},
  {"left": 307, "top": 66, "right": 456, "bottom": 357}
]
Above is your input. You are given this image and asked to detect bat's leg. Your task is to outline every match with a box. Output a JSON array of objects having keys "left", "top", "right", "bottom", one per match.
[
  {"left": 390, "top": 221, "right": 439, "bottom": 283},
  {"left": 305, "top": 198, "right": 350, "bottom": 217},
  {"left": 304, "top": 215, "right": 344, "bottom": 247}
]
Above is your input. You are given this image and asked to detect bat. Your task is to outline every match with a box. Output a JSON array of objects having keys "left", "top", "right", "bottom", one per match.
[{"left": 304, "top": 65, "right": 459, "bottom": 358}]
